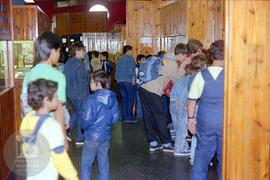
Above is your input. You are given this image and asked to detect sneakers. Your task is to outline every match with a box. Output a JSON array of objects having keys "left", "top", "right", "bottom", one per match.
[
  {"left": 174, "top": 150, "right": 191, "bottom": 156},
  {"left": 162, "top": 145, "right": 174, "bottom": 153},
  {"left": 66, "top": 133, "right": 72, "bottom": 142},
  {"left": 123, "top": 120, "right": 139, "bottom": 124},
  {"left": 75, "top": 141, "right": 84, "bottom": 146},
  {"left": 149, "top": 145, "right": 162, "bottom": 152}
]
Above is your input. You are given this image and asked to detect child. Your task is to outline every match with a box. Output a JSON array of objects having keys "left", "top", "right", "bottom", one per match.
[
  {"left": 188, "top": 40, "right": 224, "bottom": 180},
  {"left": 91, "top": 51, "right": 101, "bottom": 72},
  {"left": 64, "top": 42, "right": 89, "bottom": 145},
  {"left": 170, "top": 55, "right": 207, "bottom": 156},
  {"left": 80, "top": 70, "right": 120, "bottom": 180},
  {"left": 100, "top": 51, "right": 113, "bottom": 74},
  {"left": 20, "top": 32, "right": 68, "bottom": 149},
  {"left": 134, "top": 54, "right": 146, "bottom": 119},
  {"left": 139, "top": 52, "right": 178, "bottom": 152},
  {"left": 20, "top": 79, "right": 78, "bottom": 180}
]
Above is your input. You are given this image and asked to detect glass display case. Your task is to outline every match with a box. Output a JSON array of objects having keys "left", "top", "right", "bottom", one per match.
[
  {"left": 0, "top": 41, "right": 12, "bottom": 92},
  {"left": 13, "top": 41, "right": 34, "bottom": 78}
]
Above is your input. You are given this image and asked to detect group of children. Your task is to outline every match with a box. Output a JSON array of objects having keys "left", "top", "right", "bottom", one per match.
[
  {"left": 19, "top": 31, "right": 224, "bottom": 180},
  {"left": 20, "top": 32, "right": 119, "bottom": 180}
]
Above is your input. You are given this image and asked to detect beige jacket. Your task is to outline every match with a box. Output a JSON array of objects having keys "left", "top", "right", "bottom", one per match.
[{"left": 141, "top": 60, "right": 178, "bottom": 96}]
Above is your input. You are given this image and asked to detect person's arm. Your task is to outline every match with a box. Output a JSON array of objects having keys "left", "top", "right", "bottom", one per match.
[
  {"left": 78, "top": 64, "right": 90, "bottom": 98},
  {"left": 51, "top": 150, "right": 78, "bottom": 180},
  {"left": 131, "top": 57, "right": 136, "bottom": 84},
  {"left": 54, "top": 102, "right": 68, "bottom": 150},
  {"left": 111, "top": 97, "right": 120, "bottom": 124},
  {"left": 187, "top": 100, "right": 197, "bottom": 134},
  {"left": 80, "top": 98, "right": 94, "bottom": 130}
]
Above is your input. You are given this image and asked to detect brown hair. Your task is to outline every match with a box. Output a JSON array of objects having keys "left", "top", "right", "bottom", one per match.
[
  {"left": 187, "top": 39, "right": 203, "bottom": 54},
  {"left": 185, "top": 54, "right": 208, "bottom": 75},
  {"left": 27, "top": 79, "right": 58, "bottom": 111},
  {"left": 90, "top": 70, "right": 111, "bottom": 89},
  {"left": 209, "top": 40, "right": 224, "bottom": 61},
  {"left": 174, "top": 43, "right": 188, "bottom": 55},
  {"left": 69, "top": 42, "right": 85, "bottom": 57}
]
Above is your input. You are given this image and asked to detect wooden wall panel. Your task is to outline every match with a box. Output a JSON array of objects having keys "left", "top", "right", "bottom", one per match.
[
  {"left": 186, "top": 0, "right": 224, "bottom": 47},
  {"left": 13, "top": 6, "right": 38, "bottom": 40},
  {"left": 0, "top": 0, "right": 13, "bottom": 40},
  {"left": 126, "top": 0, "right": 171, "bottom": 56},
  {"left": 85, "top": 12, "right": 108, "bottom": 33},
  {"left": 56, "top": 13, "right": 70, "bottom": 36},
  {"left": 223, "top": 0, "right": 270, "bottom": 179},
  {"left": 0, "top": 88, "right": 15, "bottom": 178},
  {"left": 38, "top": 9, "right": 52, "bottom": 35},
  {"left": 13, "top": 6, "right": 51, "bottom": 40},
  {"left": 56, "top": 12, "right": 108, "bottom": 36}
]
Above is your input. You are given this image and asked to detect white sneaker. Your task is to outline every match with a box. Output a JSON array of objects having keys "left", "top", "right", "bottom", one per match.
[
  {"left": 174, "top": 151, "right": 191, "bottom": 156},
  {"left": 75, "top": 141, "right": 84, "bottom": 146}
]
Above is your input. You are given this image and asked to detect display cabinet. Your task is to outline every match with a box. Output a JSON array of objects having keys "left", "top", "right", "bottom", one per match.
[{"left": 13, "top": 41, "right": 34, "bottom": 78}]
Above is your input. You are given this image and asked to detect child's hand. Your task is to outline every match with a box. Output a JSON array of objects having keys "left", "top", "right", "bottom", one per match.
[
  {"left": 65, "top": 123, "right": 70, "bottom": 130},
  {"left": 188, "top": 118, "right": 197, "bottom": 134}
]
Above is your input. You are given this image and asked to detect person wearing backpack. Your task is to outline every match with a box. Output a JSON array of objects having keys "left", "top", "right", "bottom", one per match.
[
  {"left": 139, "top": 52, "right": 178, "bottom": 153},
  {"left": 20, "top": 79, "right": 78, "bottom": 180},
  {"left": 100, "top": 51, "right": 113, "bottom": 74},
  {"left": 115, "top": 45, "right": 137, "bottom": 124}
]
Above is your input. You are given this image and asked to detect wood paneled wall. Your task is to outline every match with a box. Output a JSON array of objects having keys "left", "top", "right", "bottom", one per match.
[
  {"left": 13, "top": 6, "right": 51, "bottom": 40},
  {"left": 126, "top": 0, "right": 173, "bottom": 56},
  {"left": 223, "top": 0, "right": 270, "bottom": 179},
  {"left": 0, "top": 89, "right": 15, "bottom": 178},
  {"left": 55, "top": 12, "right": 108, "bottom": 36},
  {"left": 0, "top": 0, "right": 13, "bottom": 40},
  {"left": 187, "top": 0, "right": 224, "bottom": 48},
  {"left": 161, "top": 0, "right": 224, "bottom": 48}
]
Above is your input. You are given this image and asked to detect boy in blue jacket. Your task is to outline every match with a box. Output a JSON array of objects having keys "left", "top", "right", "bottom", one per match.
[{"left": 80, "top": 70, "right": 120, "bottom": 180}]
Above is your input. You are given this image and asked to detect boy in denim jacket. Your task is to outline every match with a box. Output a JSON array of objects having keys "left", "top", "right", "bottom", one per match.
[
  {"left": 170, "top": 55, "right": 207, "bottom": 156},
  {"left": 80, "top": 70, "right": 120, "bottom": 180}
]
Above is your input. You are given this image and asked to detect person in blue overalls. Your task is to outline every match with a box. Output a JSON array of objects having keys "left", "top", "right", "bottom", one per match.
[{"left": 187, "top": 40, "right": 224, "bottom": 180}]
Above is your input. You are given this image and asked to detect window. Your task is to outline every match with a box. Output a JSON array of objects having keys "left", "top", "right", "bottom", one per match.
[{"left": 89, "top": 4, "right": 110, "bottom": 18}]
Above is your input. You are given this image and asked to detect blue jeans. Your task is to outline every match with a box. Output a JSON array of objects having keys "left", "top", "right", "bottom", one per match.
[
  {"left": 117, "top": 82, "right": 135, "bottom": 121},
  {"left": 69, "top": 98, "right": 84, "bottom": 141},
  {"left": 190, "top": 135, "right": 197, "bottom": 163},
  {"left": 81, "top": 141, "right": 110, "bottom": 180},
  {"left": 170, "top": 100, "right": 189, "bottom": 154},
  {"left": 135, "top": 84, "right": 143, "bottom": 118}
]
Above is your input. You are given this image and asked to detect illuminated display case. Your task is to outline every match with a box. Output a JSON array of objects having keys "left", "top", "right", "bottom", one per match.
[{"left": 13, "top": 41, "right": 34, "bottom": 78}]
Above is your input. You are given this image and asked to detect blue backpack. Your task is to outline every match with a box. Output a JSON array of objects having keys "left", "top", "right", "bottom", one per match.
[{"left": 138, "top": 56, "right": 163, "bottom": 83}]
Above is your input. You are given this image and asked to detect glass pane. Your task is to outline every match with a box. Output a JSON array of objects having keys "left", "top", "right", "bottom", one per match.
[
  {"left": 13, "top": 41, "right": 34, "bottom": 78},
  {"left": 0, "top": 41, "right": 10, "bottom": 92}
]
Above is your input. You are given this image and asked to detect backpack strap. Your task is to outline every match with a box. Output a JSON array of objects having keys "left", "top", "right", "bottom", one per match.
[{"left": 24, "top": 114, "right": 50, "bottom": 144}]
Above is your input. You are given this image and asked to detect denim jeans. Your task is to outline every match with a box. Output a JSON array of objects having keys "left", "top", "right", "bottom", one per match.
[
  {"left": 134, "top": 84, "right": 143, "bottom": 118},
  {"left": 170, "top": 100, "right": 189, "bottom": 154},
  {"left": 117, "top": 82, "right": 135, "bottom": 121},
  {"left": 81, "top": 141, "right": 110, "bottom": 180},
  {"left": 69, "top": 98, "right": 84, "bottom": 141},
  {"left": 190, "top": 135, "right": 197, "bottom": 163}
]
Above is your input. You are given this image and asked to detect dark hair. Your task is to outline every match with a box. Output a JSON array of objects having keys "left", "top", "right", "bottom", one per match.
[
  {"left": 101, "top": 51, "right": 108, "bottom": 59},
  {"left": 123, "top": 45, "right": 132, "bottom": 54},
  {"left": 90, "top": 70, "right": 111, "bottom": 89},
  {"left": 136, "top": 54, "right": 145, "bottom": 64},
  {"left": 145, "top": 54, "right": 152, "bottom": 59},
  {"left": 69, "top": 42, "right": 85, "bottom": 57},
  {"left": 174, "top": 43, "right": 188, "bottom": 55},
  {"left": 35, "top": 32, "right": 62, "bottom": 63},
  {"left": 209, "top": 40, "right": 224, "bottom": 61},
  {"left": 27, "top": 79, "right": 58, "bottom": 111},
  {"left": 187, "top": 39, "right": 203, "bottom": 54},
  {"left": 156, "top": 51, "right": 166, "bottom": 58},
  {"left": 185, "top": 54, "right": 208, "bottom": 75},
  {"left": 92, "top": 51, "right": 100, "bottom": 58}
]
